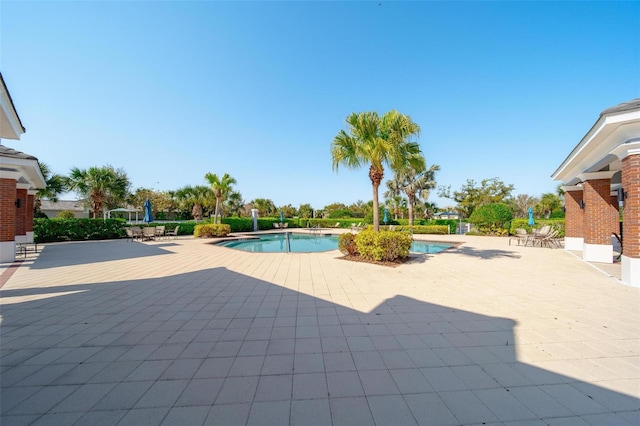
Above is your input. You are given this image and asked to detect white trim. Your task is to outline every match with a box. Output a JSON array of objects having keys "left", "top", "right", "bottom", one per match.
[
  {"left": 552, "top": 110, "right": 640, "bottom": 183},
  {"left": 621, "top": 255, "right": 640, "bottom": 287},
  {"left": 563, "top": 185, "right": 583, "bottom": 192},
  {"left": 0, "top": 83, "right": 24, "bottom": 140},
  {"left": 610, "top": 141, "right": 640, "bottom": 159},
  {"left": 564, "top": 237, "right": 584, "bottom": 251},
  {"left": 583, "top": 243, "right": 613, "bottom": 264},
  {"left": 0, "top": 241, "right": 16, "bottom": 263},
  {"left": 578, "top": 171, "right": 617, "bottom": 182},
  {"left": 0, "top": 155, "right": 46, "bottom": 189}
]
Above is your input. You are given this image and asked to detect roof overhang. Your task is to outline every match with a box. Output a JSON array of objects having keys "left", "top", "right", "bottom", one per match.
[
  {"left": 0, "top": 73, "right": 26, "bottom": 140},
  {"left": 551, "top": 100, "right": 640, "bottom": 186},
  {"left": 0, "top": 154, "right": 46, "bottom": 190}
]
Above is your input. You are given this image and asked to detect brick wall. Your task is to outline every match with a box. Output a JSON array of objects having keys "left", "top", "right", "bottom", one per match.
[
  {"left": 609, "top": 195, "right": 620, "bottom": 235},
  {"left": 0, "top": 178, "right": 17, "bottom": 242},
  {"left": 15, "top": 188, "right": 27, "bottom": 237},
  {"left": 564, "top": 190, "right": 584, "bottom": 238},
  {"left": 583, "top": 178, "right": 614, "bottom": 245},
  {"left": 26, "top": 194, "right": 34, "bottom": 233},
  {"left": 622, "top": 155, "right": 639, "bottom": 258}
]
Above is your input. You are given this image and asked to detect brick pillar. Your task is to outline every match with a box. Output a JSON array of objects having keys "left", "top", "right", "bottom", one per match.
[
  {"left": 609, "top": 194, "right": 620, "bottom": 235},
  {"left": 0, "top": 179, "right": 16, "bottom": 243},
  {"left": 15, "top": 188, "right": 27, "bottom": 238},
  {"left": 25, "top": 194, "right": 35, "bottom": 233},
  {"left": 563, "top": 187, "right": 584, "bottom": 251},
  {"left": 580, "top": 171, "right": 616, "bottom": 263},
  {"left": 622, "top": 154, "right": 639, "bottom": 259},
  {"left": 0, "top": 178, "right": 17, "bottom": 263}
]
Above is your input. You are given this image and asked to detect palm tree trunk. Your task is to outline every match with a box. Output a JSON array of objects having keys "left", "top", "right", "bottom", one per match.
[
  {"left": 369, "top": 165, "right": 384, "bottom": 232},
  {"left": 408, "top": 194, "right": 415, "bottom": 226},
  {"left": 372, "top": 183, "right": 380, "bottom": 232},
  {"left": 214, "top": 198, "right": 221, "bottom": 224}
]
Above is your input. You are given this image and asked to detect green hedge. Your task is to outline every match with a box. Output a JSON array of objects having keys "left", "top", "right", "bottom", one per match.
[
  {"left": 34, "top": 219, "right": 198, "bottom": 243},
  {"left": 34, "top": 218, "right": 126, "bottom": 243},
  {"left": 391, "top": 225, "right": 450, "bottom": 235}
]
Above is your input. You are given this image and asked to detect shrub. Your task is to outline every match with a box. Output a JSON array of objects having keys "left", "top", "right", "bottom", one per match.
[
  {"left": 355, "top": 229, "right": 412, "bottom": 262},
  {"left": 469, "top": 203, "right": 513, "bottom": 235},
  {"left": 338, "top": 233, "right": 359, "bottom": 256},
  {"left": 394, "top": 225, "right": 449, "bottom": 235},
  {"left": 57, "top": 210, "right": 76, "bottom": 219},
  {"left": 34, "top": 218, "right": 126, "bottom": 243},
  {"left": 194, "top": 224, "right": 231, "bottom": 238}
]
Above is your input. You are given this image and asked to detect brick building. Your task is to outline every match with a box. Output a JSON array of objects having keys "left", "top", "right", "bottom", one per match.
[
  {"left": 552, "top": 99, "right": 640, "bottom": 287},
  {"left": 0, "top": 73, "right": 46, "bottom": 263}
]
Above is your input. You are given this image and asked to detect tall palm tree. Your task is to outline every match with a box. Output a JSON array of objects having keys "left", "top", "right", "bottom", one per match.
[
  {"left": 395, "top": 164, "right": 440, "bottom": 225},
  {"left": 225, "top": 190, "right": 244, "bottom": 217},
  {"left": 35, "top": 162, "right": 67, "bottom": 216},
  {"left": 383, "top": 178, "right": 404, "bottom": 220},
  {"left": 331, "top": 110, "right": 424, "bottom": 231},
  {"left": 205, "top": 172, "right": 237, "bottom": 224},
  {"left": 65, "top": 165, "right": 130, "bottom": 218},
  {"left": 175, "top": 185, "right": 211, "bottom": 221}
]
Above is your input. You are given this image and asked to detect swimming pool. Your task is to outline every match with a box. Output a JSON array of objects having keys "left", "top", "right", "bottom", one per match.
[
  {"left": 216, "top": 233, "right": 453, "bottom": 254},
  {"left": 216, "top": 233, "right": 340, "bottom": 253}
]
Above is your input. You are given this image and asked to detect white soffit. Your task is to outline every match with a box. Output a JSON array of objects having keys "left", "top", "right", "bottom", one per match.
[{"left": 552, "top": 110, "right": 640, "bottom": 183}]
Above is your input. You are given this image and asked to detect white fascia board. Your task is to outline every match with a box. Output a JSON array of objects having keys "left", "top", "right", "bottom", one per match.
[
  {"left": 0, "top": 89, "right": 24, "bottom": 140},
  {"left": 552, "top": 112, "right": 640, "bottom": 183},
  {"left": 0, "top": 155, "right": 46, "bottom": 189}
]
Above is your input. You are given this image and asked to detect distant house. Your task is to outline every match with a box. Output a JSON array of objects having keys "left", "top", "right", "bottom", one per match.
[
  {"left": 434, "top": 211, "right": 459, "bottom": 220},
  {"left": 40, "top": 200, "right": 89, "bottom": 218}
]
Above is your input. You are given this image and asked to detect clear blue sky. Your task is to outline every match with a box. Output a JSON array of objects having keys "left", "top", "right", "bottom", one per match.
[{"left": 2, "top": 1, "right": 638, "bottom": 210}]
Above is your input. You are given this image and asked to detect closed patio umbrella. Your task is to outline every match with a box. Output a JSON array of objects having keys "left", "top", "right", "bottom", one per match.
[
  {"left": 383, "top": 208, "right": 389, "bottom": 225},
  {"left": 280, "top": 210, "right": 284, "bottom": 224},
  {"left": 143, "top": 198, "right": 154, "bottom": 223},
  {"left": 528, "top": 207, "right": 535, "bottom": 226}
]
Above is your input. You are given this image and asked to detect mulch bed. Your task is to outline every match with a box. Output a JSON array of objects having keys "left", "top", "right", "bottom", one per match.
[{"left": 337, "top": 254, "right": 411, "bottom": 268}]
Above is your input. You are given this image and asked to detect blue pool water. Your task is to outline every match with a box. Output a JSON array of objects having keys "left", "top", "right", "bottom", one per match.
[{"left": 216, "top": 233, "right": 453, "bottom": 254}]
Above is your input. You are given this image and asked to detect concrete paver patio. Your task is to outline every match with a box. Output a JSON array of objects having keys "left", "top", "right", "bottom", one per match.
[{"left": 1, "top": 233, "right": 638, "bottom": 425}]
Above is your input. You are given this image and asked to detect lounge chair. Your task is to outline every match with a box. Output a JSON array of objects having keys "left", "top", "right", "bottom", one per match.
[
  {"left": 333, "top": 222, "right": 340, "bottom": 228},
  {"left": 165, "top": 225, "right": 179, "bottom": 239},
  {"left": 530, "top": 225, "right": 552, "bottom": 247},
  {"left": 282, "top": 222, "right": 288, "bottom": 229},
  {"left": 273, "top": 223, "right": 281, "bottom": 229},
  {"left": 509, "top": 228, "right": 529, "bottom": 246}
]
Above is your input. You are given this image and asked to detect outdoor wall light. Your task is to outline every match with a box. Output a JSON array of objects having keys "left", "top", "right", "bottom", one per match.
[
  {"left": 15, "top": 199, "right": 21, "bottom": 208},
  {"left": 579, "top": 200, "right": 585, "bottom": 209}
]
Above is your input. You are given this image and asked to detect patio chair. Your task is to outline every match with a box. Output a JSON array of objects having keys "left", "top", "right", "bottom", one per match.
[
  {"left": 125, "top": 227, "right": 135, "bottom": 242},
  {"left": 155, "top": 225, "right": 165, "bottom": 239},
  {"left": 282, "top": 222, "right": 288, "bottom": 229},
  {"left": 273, "top": 223, "right": 281, "bottom": 229},
  {"left": 142, "top": 226, "right": 156, "bottom": 241},
  {"left": 165, "top": 225, "right": 179, "bottom": 239},
  {"left": 130, "top": 226, "right": 143, "bottom": 241}
]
